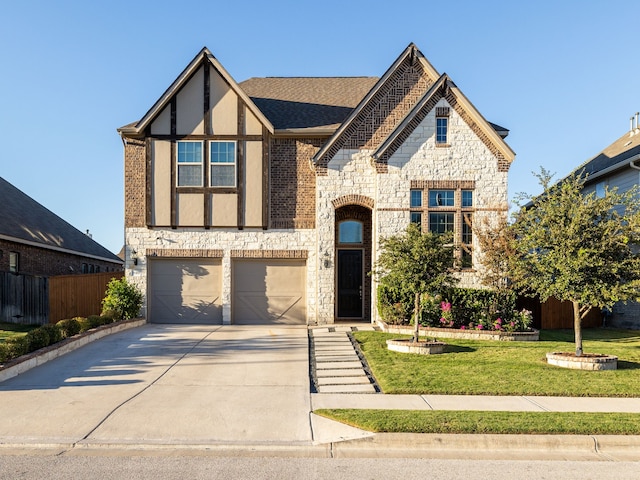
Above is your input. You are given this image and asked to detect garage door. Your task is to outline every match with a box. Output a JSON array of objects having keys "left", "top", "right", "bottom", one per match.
[
  {"left": 148, "top": 258, "right": 222, "bottom": 324},
  {"left": 232, "top": 259, "right": 306, "bottom": 325}
]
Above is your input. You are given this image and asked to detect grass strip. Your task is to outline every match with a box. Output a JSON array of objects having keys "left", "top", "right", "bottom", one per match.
[
  {"left": 0, "top": 323, "right": 38, "bottom": 342},
  {"left": 352, "top": 329, "right": 640, "bottom": 397},
  {"left": 315, "top": 409, "right": 640, "bottom": 435}
]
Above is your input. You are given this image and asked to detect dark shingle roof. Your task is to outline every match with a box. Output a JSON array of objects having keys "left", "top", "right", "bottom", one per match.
[
  {"left": 239, "top": 77, "right": 379, "bottom": 130},
  {"left": 576, "top": 130, "right": 640, "bottom": 179},
  {"left": 0, "top": 176, "right": 122, "bottom": 262}
]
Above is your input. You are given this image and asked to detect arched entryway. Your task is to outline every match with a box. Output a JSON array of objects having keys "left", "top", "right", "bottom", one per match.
[{"left": 334, "top": 204, "right": 372, "bottom": 321}]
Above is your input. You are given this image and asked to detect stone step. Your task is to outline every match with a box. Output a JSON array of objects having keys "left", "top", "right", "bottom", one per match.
[
  {"left": 314, "top": 360, "right": 363, "bottom": 370},
  {"left": 318, "top": 383, "right": 377, "bottom": 394},
  {"left": 317, "top": 375, "right": 372, "bottom": 386},
  {"left": 315, "top": 368, "right": 367, "bottom": 377}
]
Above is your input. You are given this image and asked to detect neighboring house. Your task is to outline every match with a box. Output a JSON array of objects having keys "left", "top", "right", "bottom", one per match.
[
  {"left": 0, "top": 176, "right": 123, "bottom": 276},
  {"left": 572, "top": 114, "right": 640, "bottom": 329},
  {"left": 118, "top": 43, "right": 515, "bottom": 326}
]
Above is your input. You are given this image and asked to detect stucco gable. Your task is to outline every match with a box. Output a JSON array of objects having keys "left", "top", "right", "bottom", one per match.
[{"left": 118, "top": 47, "right": 273, "bottom": 136}]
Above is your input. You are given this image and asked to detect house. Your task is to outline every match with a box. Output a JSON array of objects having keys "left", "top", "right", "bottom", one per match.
[
  {"left": 572, "top": 114, "right": 640, "bottom": 329},
  {"left": 118, "top": 44, "right": 515, "bottom": 325},
  {"left": 0, "top": 176, "right": 123, "bottom": 276}
]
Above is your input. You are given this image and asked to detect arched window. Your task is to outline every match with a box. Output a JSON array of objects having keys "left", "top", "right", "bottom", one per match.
[{"left": 338, "top": 220, "right": 363, "bottom": 244}]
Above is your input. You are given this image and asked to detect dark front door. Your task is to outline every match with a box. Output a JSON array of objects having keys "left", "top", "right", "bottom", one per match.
[{"left": 337, "top": 249, "right": 363, "bottom": 318}]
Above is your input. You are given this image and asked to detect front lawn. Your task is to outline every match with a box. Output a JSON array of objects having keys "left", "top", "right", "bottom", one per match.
[
  {"left": 0, "top": 322, "right": 38, "bottom": 342},
  {"left": 353, "top": 328, "right": 640, "bottom": 397}
]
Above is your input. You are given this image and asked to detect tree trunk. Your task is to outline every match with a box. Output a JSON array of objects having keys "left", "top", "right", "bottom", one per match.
[
  {"left": 572, "top": 300, "right": 583, "bottom": 356},
  {"left": 413, "top": 292, "right": 421, "bottom": 343}
]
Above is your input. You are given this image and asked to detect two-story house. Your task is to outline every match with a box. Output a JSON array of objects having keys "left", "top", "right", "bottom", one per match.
[
  {"left": 118, "top": 44, "right": 515, "bottom": 325},
  {"left": 573, "top": 114, "right": 640, "bottom": 329}
]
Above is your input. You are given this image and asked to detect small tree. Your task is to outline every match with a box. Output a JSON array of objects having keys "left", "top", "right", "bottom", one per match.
[
  {"left": 374, "top": 223, "right": 457, "bottom": 342},
  {"left": 510, "top": 169, "right": 640, "bottom": 356},
  {"left": 102, "top": 277, "right": 143, "bottom": 320}
]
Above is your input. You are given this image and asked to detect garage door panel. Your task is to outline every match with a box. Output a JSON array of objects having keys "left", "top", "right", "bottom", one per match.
[
  {"left": 233, "top": 260, "right": 306, "bottom": 325},
  {"left": 149, "top": 259, "right": 222, "bottom": 324}
]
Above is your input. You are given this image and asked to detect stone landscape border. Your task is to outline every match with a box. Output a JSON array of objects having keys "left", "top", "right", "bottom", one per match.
[
  {"left": 0, "top": 318, "right": 147, "bottom": 383},
  {"left": 375, "top": 320, "right": 540, "bottom": 341}
]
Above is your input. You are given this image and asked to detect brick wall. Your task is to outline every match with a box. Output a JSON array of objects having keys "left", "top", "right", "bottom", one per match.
[
  {"left": 0, "top": 239, "right": 122, "bottom": 277},
  {"left": 270, "top": 137, "right": 324, "bottom": 229},
  {"left": 124, "top": 137, "right": 146, "bottom": 228}
]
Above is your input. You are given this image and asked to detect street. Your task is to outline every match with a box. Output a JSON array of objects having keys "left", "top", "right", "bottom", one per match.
[{"left": 1, "top": 455, "right": 640, "bottom": 480}]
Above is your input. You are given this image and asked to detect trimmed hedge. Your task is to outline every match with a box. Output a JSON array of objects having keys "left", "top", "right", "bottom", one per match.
[{"left": 0, "top": 315, "right": 121, "bottom": 365}]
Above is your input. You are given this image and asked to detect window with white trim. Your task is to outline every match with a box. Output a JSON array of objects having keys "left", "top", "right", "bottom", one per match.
[
  {"left": 210, "top": 141, "right": 236, "bottom": 187},
  {"left": 177, "top": 141, "right": 203, "bottom": 186}
]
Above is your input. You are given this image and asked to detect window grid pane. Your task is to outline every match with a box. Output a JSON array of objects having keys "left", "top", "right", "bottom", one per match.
[
  {"left": 178, "top": 165, "right": 203, "bottom": 186},
  {"left": 462, "top": 190, "right": 473, "bottom": 207},
  {"left": 211, "top": 165, "right": 236, "bottom": 187},
  {"left": 177, "top": 141, "right": 202, "bottom": 163},
  {"left": 410, "top": 212, "right": 422, "bottom": 226},
  {"left": 410, "top": 189, "right": 422, "bottom": 208},
  {"left": 429, "top": 213, "right": 454, "bottom": 234},
  {"left": 429, "top": 190, "right": 455, "bottom": 207},
  {"left": 436, "top": 117, "right": 448, "bottom": 144}
]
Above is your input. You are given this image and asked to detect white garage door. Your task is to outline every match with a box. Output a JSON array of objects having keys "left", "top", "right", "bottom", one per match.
[
  {"left": 232, "top": 259, "right": 306, "bottom": 325},
  {"left": 148, "top": 258, "right": 222, "bottom": 324}
]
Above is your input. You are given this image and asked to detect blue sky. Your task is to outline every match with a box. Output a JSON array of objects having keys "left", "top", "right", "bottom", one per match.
[{"left": 2, "top": 0, "right": 639, "bottom": 254}]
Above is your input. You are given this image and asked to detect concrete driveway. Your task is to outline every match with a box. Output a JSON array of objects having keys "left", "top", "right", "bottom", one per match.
[{"left": 0, "top": 324, "right": 323, "bottom": 449}]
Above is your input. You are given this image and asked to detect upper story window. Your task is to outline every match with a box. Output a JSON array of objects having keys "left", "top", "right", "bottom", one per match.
[
  {"left": 210, "top": 141, "right": 236, "bottom": 187},
  {"left": 595, "top": 181, "right": 606, "bottom": 198},
  {"left": 435, "top": 106, "right": 450, "bottom": 146},
  {"left": 338, "top": 221, "right": 363, "bottom": 244},
  {"left": 9, "top": 252, "right": 19, "bottom": 273},
  {"left": 177, "top": 141, "right": 203, "bottom": 186}
]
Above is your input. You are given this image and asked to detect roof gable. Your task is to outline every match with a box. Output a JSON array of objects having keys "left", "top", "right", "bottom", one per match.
[
  {"left": 373, "top": 74, "right": 516, "bottom": 168},
  {"left": 0, "top": 177, "right": 122, "bottom": 263},
  {"left": 312, "top": 43, "right": 440, "bottom": 170},
  {"left": 118, "top": 47, "right": 273, "bottom": 136}
]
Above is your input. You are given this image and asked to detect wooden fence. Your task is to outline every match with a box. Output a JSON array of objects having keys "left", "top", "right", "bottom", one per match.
[
  {"left": 517, "top": 296, "right": 603, "bottom": 330},
  {"left": 0, "top": 271, "right": 49, "bottom": 325},
  {"left": 48, "top": 271, "right": 124, "bottom": 323}
]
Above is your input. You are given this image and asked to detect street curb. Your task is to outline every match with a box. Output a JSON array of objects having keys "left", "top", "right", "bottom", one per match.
[
  {"left": 2, "top": 434, "right": 640, "bottom": 460},
  {"left": 330, "top": 433, "right": 640, "bottom": 460},
  {"left": 0, "top": 318, "right": 147, "bottom": 383}
]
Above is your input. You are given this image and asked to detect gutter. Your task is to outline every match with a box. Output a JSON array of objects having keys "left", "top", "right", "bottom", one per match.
[{"left": 629, "top": 153, "right": 640, "bottom": 171}]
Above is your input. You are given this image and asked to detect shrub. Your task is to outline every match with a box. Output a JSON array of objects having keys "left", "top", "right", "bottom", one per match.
[
  {"left": 75, "top": 317, "right": 92, "bottom": 333},
  {"left": 57, "top": 318, "right": 81, "bottom": 338},
  {"left": 102, "top": 278, "right": 142, "bottom": 320},
  {"left": 87, "top": 315, "right": 103, "bottom": 329},
  {"left": 377, "top": 284, "right": 527, "bottom": 331},
  {"left": 25, "top": 327, "right": 50, "bottom": 351},
  {"left": 0, "top": 336, "right": 29, "bottom": 362},
  {"left": 41, "top": 323, "right": 63, "bottom": 344}
]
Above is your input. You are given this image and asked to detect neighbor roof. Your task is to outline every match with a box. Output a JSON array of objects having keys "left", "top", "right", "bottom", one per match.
[
  {"left": 239, "top": 77, "right": 379, "bottom": 131},
  {"left": 574, "top": 130, "right": 640, "bottom": 182},
  {"left": 0, "top": 177, "right": 122, "bottom": 264}
]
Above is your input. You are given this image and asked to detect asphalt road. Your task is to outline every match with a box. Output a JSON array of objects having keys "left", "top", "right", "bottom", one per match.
[{"left": 1, "top": 455, "right": 640, "bottom": 480}]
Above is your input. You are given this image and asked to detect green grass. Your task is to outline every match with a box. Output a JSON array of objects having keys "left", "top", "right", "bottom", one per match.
[
  {"left": 0, "top": 322, "right": 38, "bottom": 342},
  {"left": 315, "top": 409, "right": 640, "bottom": 435},
  {"left": 353, "top": 328, "right": 640, "bottom": 397}
]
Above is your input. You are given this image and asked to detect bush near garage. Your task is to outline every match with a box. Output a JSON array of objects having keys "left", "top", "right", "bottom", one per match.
[{"left": 0, "top": 314, "right": 120, "bottom": 365}]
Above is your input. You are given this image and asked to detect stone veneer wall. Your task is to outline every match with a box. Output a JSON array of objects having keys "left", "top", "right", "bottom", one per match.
[
  {"left": 318, "top": 98, "right": 509, "bottom": 323},
  {"left": 125, "top": 227, "right": 319, "bottom": 324}
]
